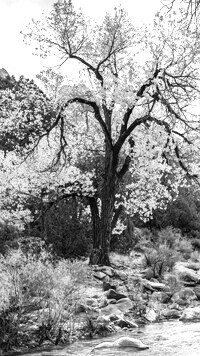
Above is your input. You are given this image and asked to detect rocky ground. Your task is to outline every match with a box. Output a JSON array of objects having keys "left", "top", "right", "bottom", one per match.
[
  {"left": 4, "top": 250, "right": 200, "bottom": 355},
  {"left": 74, "top": 251, "right": 200, "bottom": 339}
]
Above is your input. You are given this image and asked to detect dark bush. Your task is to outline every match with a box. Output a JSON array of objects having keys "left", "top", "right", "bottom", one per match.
[{"left": 0, "top": 219, "right": 19, "bottom": 255}]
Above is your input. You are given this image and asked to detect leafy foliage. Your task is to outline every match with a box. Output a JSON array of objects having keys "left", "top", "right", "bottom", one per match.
[
  {"left": 0, "top": 246, "right": 91, "bottom": 351},
  {"left": 0, "top": 75, "right": 54, "bottom": 154},
  {"left": 150, "top": 187, "right": 200, "bottom": 239}
]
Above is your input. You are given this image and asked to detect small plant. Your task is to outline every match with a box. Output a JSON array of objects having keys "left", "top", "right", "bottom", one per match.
[
  {"left": 164, "top": 273, "right": 182, "bottom": 294},
  {"left": 143, "top": 244, "right": 179, "bottom": 279},
  {"left": 155, "top": 227, "right": 179, "bottom": 248},
  {"left": 156, "top": 227, "right": 193, "bottom": 258},
  {"left": 126, "top": 275, "right": 148, "bottom": 320}
]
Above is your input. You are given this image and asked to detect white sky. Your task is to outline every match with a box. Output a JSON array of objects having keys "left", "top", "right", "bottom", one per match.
[{"left": 0, "top": 0, "right": 162, "bottom": 80}]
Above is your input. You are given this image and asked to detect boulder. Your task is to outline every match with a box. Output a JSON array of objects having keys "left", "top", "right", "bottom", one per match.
[
  {"left": 86, "top": 298, "right": 98, "bottom": 307},
  {"left": 103, "top": 281, "right": 116, "bottom": 291},
  {"left": 162, "top": 309, "right": 181, "bottom": 319},
  {"left": 145, "top": 308, "right": 157, "bottom": 322},
  {"left": 106, "top": 289, "right": 127, "bottom": 301},
  {"left": 99, "top": 298, "right": 108, "bottom": 308},
  {"left": 100, "top": 304, "right": 124, "bottom": 318},
  {"left": 96, "top": 315, "right": 110, "bottom": 325},
  {"left": 109, "top": 313, "right": 120, "bottom": 321},
  {"left": 76, "top": 303, "right": 87, "bottom": 313},
  {"left": 173, "top": 262, "right": 199, "bottom": 283},
  {"left": 172, "top": 288, "right": 197, "bottom": 303},
  {"left": 180, "top": 306, "right": 200, "bottom": 321},
  {"left": 114, "top": 270, "right": 127, "bottom": 280},
  {"left": 92, "top": 336, "right": 149, "bottom": 350},
  {"left": 102, "top": 266, "right": 114, "bottom": 277},
  {"left": 101, "top": 298, "right": 132, "bottom": 317},
  {"left": 116, "top": 298, "right": 133, "bottom": 312},
  {"left": 141, "top": 268, "right": 154, "bottom": 280},
  {"left": 116, "top": 318, "right": 138, "bottom": 329},
  {"left": 194, "top": 285, "right": 200, "bottom": 299},
  {"left": 94, "top": 266, "right": 114, "bottom": 277},
  {"left": 151, "top": 291, "right": 172, "bottom": 304},
  {"left": 161, "top": 292, "right": 172, "bottom": 303},
  {"left": 164, "top": 273, "right": 179, "bottom": 288},
  {"left": 173, "top": 299, "right": 188, "bottom": 306}
]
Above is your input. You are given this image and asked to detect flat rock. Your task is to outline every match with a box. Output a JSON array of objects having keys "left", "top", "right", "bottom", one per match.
[
  {"left": 106, "top": 289, "right": 127, "bottom": 301},
  {"left": 142, "top": 280, "right": 167, "bottom": 291},
  {"left": 94, "top": 271, "right": 107, "bottom": 280}
]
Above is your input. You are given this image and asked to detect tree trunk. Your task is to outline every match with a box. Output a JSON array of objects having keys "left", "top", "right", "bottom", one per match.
[
  {"left": 89, "top": 191, "right": 114, "bottom": 265},
  {"left": 87, "top": 197, "right": 101, "bottom": 259},
  {"left": 88, "top": 194, "right": 112, "bottom": 266},
  {"left": 89, "top": 149, "right": 118, "bottom": 266}
]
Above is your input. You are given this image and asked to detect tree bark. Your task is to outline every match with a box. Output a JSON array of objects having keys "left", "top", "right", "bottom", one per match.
[
  {"left": 89, "top": 146, "right": 118, "bottom": 265},
  {"left": 87, "top": 197, "right": 101, "bottom": 248},
  {"left": 89, "top": 188, "right": 115, "bottom": 265}
]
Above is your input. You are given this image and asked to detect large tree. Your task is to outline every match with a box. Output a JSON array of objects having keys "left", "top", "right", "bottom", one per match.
[{"left": 1, "top": 1, "right": 200, "bottom": 265}]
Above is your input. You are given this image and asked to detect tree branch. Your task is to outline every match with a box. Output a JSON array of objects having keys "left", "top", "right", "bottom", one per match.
[
  {"left": 119, "top": 66, "right": 162, "bottom": 137},
  {"left": 59, "top": 97, "right": 113, "bottom": 149},
  {"left": 69, "top": 54, "right": 104, "bottom": 84}
]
